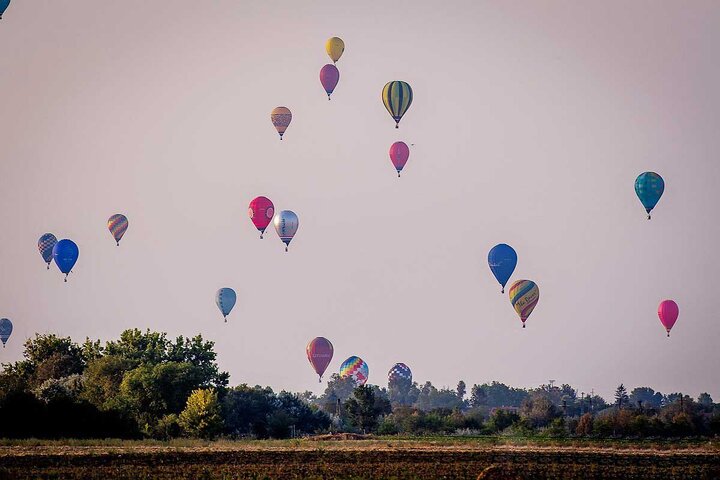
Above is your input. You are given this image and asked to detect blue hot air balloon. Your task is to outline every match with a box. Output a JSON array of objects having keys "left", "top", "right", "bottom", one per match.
[
  {"left": 488, "top": 244, "right": 517, "bottom": 293},
  {"left": 215, "top": 288, "right": 237, "bottom": 322},
  {"left": 635, "top": 172, "right": 665, "bottom": 220},
  {"left": 53, "top": 239, "right": 79, "bottom": 282},
  {"left": 0, "top": 0, "right": 11, "bottom": 20},
  {"left": 0, "top": 318, "right": 12, "bottom": 348},
  {"left": 38, "top": 233, "right": 58, "bottom": 269}
]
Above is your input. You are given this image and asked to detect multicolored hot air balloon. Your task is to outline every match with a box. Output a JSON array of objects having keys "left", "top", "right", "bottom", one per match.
[
  {"left": 320, "top": 64, "right": 340, "bottom": 100},
  {"left": 509, "top": 279, "right": 539, "bottom": 328},
  {"left": 325, "top": 37, "right": 345, "bottom": 63},
  {"left": 307, "top": 337, "right": 334, "bottom": 382},
  {"left": 0, "top": 318, "right": 12, "bottom": 348},
  {"left": 339, "top": 356, "right": 369, "bottom": 385},
  {"left": 488, "top": 244, "right": 517, "bottom": 293},
  {"left": 108, "top": 214, "right": 128, "bottom": 246},
  {"left": 53, "top": 239, "right": 79, "bottom": 282},
  {"left": 215, "top": 288, "right": 236, "bottom": 323},
  {"left": 274, "top": 210, "right": 299, "bottom": 252},
  {"left": 271, "top": 107, "right": 292, "bottom": 140},
  {"left": 38, "top": 233, "right": 57, "bottom": 270},
  {"left": 382, "top": 81, "right": 413, "bottom": 128},
  {"left": 658, "top": 299, "right": 679, "bottom": 337},
  {"left": 389, "top": 141, "right": 410, "bottom": 177},
  {"left": 388, "top": 363, "right": 412, "bottom": 385},
  {"left": 249, "top": 196, "right": 275, "bottom": 239},
  {"left": 635, "top": 172, "right": 665, "bottom": 220},
  {"left": 0, "top": 0, "right": 11, "bottom": 20}
]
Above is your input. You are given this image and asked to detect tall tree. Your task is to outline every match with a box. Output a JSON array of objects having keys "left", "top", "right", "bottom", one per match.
[
  {"left": 614, "top": 384, "right": 629, "bottom": 409},
  {"left": 179, "top": 388, "right": 223, "bottom": 439}
]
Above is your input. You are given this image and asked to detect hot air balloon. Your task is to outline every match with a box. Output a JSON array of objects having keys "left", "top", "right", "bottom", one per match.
[
  {"left": 38, "top": 233, "right": 57, "bottom": 270},
  {"left": 0, "top": 318, "right": 12, "bottom": 348},
  {"left": 215, "top": 288, "right": 236, "bottom": 323},
  {"left": 635, "top": 172, "right": 665, "bottom": 220},
  {"left": 658, "top": 300, "right": 679, "bottom": 337},
  {"left": 382, "top": 81, "right": 413, "bottom": 128},
  {"left": 249, "top": 196, "right": 275, "bottom": 239},
  {"left": 488, "top": 244, "right": 517, "bottom": 293},
  {"left": 320, "top": 64, "right": 340, "bottom": 100},
  {"left": 509, "top": 279, "right": 539, "bottom": 328},
  {"left": 53, "top": 239, "right": 79, "bottom": 282},
  {"left": 0, "top": 0, "right": 11, "bottom": 20},
  {"left": 307, "top": 337, "right": 334, "bottom": 382},
  {"left": 388, "top": 363, "right": 412, "bottom": 385},
  {"left": 271, "top": 107, "right": 292, "bottom": 140},
  {"left": 108, "top": 214, "right": 128, "bottom": 246},
  {"left": 325, "top": 37, "right": 345, "bottom": 63},
  {"left": 339, "top": 356, "right": 369, "bottom": 386},
  {"left": 274, "top": 210, "right": 299, "bottom": 252},
  {"left": 389, "top": 141, "right": 410, "bottom": 177}
]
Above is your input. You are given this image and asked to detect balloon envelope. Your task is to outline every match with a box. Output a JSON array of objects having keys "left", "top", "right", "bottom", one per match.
[
  {"left": 53, "top": 239, "right": 79, "bottom": 280},
  {"left": 389, "top": 142, "right": 410, "bottom": 176},
  {"left": 108, "top": 214, "right": 129, "bottom": 245},
  {"left": 320, "top": 64, "right": 340, "bottom": 99},
  {"left": 215, "top": 288, "right": 237, "bottom": 321},
  {"left": 0, "top": 0, "right": 10, "bottom": 19},
  {"left": 274, "top": 210, "right": 299, "bottom": 251},
  {"left": 325, "top": 36, "right": 345, "bottom": 63},
  {"left": 635, "top": 172, "right": 665, "bottom": 218},
  {"left": 271, "top": 107, "right": 292, "bottom": 139},
  {"left": 509, "top": 279, "right": 539, "bottom": 327},
  {"left": 249, "top": 196, "right": 275, "bottom": 238},
  {"left": 0, "top": 318, "right": 12, "bottom": 347},
  {"left": 339, "top": 356, "right": 368, "bottom": 386},
  {"left": 382, "top": 81, "right": 413, "bottom": 128},
  {"left": 488, "top": 244, "right": 517, "bottom": 292},
  {"left": 306, "top": 337, "right": 334, "bottom": 381},
  {"left": 658, "top": 300, "right": 679, "bottom": 336},
  {"left": 388, "top": 363, "right": 412, "bottom": 385},
  {"left": 38, "top": 233, "right": 57, "bottom": 267}
]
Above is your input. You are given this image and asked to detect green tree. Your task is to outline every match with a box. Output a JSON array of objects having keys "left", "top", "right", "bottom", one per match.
[
  {"left": 456, "top": 381, "right": 466, "bottom": 399},
  {"left": 629, "top": 387, "right": 663, "bottom": 409},
  {"left": 697, "top": 392, "right": 713, "bottom": 407},
  {"left": 344, "top": 385, "right": 390, "bottom": 433},
  {"left": 614, "top": 384, "right": 629, "bottom": 409},
  {"left": 179, "top": 388, "right": 222, "bottom": 439}
]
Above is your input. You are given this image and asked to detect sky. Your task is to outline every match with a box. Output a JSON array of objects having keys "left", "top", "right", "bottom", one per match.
[{"left": 1, "top": 1, "right": 719, "bottom": 401}]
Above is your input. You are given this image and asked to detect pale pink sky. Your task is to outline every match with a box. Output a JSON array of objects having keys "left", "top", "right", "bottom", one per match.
[{"left": 1, "top": 1, "right": 719, "bottom": 400}]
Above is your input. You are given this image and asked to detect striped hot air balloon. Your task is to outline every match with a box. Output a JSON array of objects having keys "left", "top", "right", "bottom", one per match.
[
  {"left": 382, "top": 81, "right": 413, "bottom": 128},
  {"left": 274, "top": 210, "right": 299, "bottom": 252},
  {"left": 271, "top": 107, "right": 292, "bottom": 140},
  {"left": 339, "top": 356, "right": 369, "bottom": 386},
  {"left": 508, "top": 280, "right": 539, "bottom": 328},
  {"left": 107, "top": 214, "right": 128, "bottom": 246}
]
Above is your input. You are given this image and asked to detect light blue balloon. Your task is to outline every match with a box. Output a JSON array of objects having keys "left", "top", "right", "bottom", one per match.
[
  {"left": 0, "top": 0, "right": 10, "bottom": 19},
  {"left": 488, "top": 244, "right": 517, "bottom": 293},
  {"left": 635, "top": 172, "right": 665, "bottom": 219},
  {"left": 0, "top": 318, "right": 12, "bottom": 347},
  {"left": 53, "top": 239, "right": 79, "bottom": 282},
  {"left": 215, "top": 288, "right": 237, "bottom": 322}
]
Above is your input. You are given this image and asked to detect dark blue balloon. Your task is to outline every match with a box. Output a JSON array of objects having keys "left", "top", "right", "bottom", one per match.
[
  {"left": 488, "top": 244, "right": 517, "bottom": 293},
  {"left": 53, "top": 239, "right": 79, "bottom": 281}
]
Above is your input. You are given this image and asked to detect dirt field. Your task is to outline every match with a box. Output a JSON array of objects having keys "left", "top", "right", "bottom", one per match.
[{"left": 0, "top": 438, "right": 718, "bottom": 479}]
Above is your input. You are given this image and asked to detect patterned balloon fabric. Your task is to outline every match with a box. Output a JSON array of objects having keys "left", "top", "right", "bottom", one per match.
[
  {"left": 339, "top": 356, "right": 369, "bottom": 386},
  {"left": 388, "top": 362, "right": 412, "bottom": 385}
]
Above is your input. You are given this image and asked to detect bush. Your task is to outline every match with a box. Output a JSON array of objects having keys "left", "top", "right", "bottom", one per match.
[{"left": 179, "top": 389, "right": 223, "bottom": 439}]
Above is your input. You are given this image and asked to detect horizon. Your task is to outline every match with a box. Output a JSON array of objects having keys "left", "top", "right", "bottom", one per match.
[{"left": 1, "top": 0, "right": 719, "bottom": 402}]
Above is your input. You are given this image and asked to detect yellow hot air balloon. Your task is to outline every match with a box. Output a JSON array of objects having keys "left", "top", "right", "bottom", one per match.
[
  {"left": 382, "top": 81, "right": 413, "bottom": 128},
  {"left": 508, "top": 280, "right": 539, "bottom": 328},
  {"left": 270, "top": 106, "right": 292, "bottom": 140},
  {"left": 325, "top": 37, "right": 345, "bottom": 63}
]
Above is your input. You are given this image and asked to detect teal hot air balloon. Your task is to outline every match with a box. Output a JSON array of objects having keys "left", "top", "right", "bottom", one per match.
[
  {"left": 0, "top": 318, "right": 12, "bottom": 348},
  {"left": 0, "top": 0, "right": 11, "bottom": 20},
  {"left": 215, "top": 288, "right": 237, "bottom": 322},
  {"left": 635, "top": 172, "right": 665, "bottom": 220}
]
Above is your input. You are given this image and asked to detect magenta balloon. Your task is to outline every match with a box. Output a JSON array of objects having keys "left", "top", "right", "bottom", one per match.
[
  {"left": 389, "top": 141, "right": 410, "bottom": 176},
  {"left": 320, "top": 64, "right": 340, "bottom": 99},
  {"left": 657, "top": 300, "right": 679, "bottom": 337}
]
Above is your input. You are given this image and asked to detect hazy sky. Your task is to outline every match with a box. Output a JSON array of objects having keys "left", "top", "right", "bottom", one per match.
[{"left": 1, "top": 1, "right": 719, "bottom": 400}]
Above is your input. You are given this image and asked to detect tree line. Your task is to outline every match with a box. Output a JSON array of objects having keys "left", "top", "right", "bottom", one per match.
[{"left": 0, "top": 330, "right": 718, "bottom": 439}]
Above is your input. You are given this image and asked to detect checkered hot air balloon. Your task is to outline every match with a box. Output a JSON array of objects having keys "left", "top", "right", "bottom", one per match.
[
  {"left": 388, "top": 363, "right": 412, "bottom": 386},
  {"left": 107, "top": 214, "right": 128, "bottom": 246},
  {"left": 38, "top": 233, "right": 57, "bottom": 270},
  {"left": 0, "top": 318, "right": 12, "bottom": 348},
  {"left": 339, "top": 356, "right": 368, "bottom": 386}
]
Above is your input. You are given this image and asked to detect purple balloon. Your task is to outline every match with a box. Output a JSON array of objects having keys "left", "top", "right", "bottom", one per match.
[{"left": 320, "top": 64, "right": 340, "bottom": 99}]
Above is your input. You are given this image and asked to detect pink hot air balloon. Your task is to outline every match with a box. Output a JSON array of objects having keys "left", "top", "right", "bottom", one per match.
[
  {"left": 658, "top": 300, "right": 679, "bottom": 337},
  {"left": 389, "top": 141, "right": 410, "bottom": 177},
  {"left": 319, "top": 64, "right": 340, "bottom": 100},
  {"left": 249, "top": 196, "right": 275, "bottom": 239}
]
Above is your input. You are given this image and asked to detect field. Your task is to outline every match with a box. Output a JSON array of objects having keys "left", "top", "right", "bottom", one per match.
[{"left": 0, "top": 437, "right": 718, "bottom": 480}]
